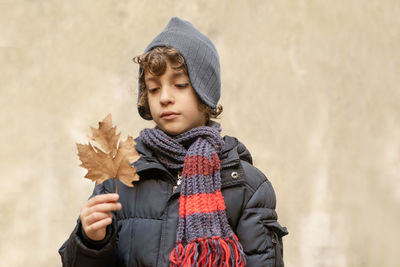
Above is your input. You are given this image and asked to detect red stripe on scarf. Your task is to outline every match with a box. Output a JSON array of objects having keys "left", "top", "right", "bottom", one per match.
[
  {"left": 179, "top": 191, "right": 226, "bottom": 217},
  {"left": 181, "top": 153, "right": 221, "bottom": 177}
]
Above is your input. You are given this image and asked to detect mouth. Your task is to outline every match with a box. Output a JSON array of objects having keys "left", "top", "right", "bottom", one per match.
[{"left": 161, "top": 111, "right": 179, "bottom": 120}]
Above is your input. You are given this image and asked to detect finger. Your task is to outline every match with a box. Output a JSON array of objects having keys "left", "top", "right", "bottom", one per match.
[
  {"left": 85, "top": 217, "right": 113, "bottom": 233},
  {"left": 80, "top": 198, "right": 121, "bottom": 219},
  {"left": 85, "top": 211, "right": 112, "bottom": 226},
  {"left": 86, "top": 193, "right": 120, "bottom": 207},
  {"left": 88, "top": 202, "right": 122, "bottom": 214}
]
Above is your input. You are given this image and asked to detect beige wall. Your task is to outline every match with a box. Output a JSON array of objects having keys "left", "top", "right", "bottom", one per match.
[{"left": 1, "top": 1, "right": 399, "bottom": 266}]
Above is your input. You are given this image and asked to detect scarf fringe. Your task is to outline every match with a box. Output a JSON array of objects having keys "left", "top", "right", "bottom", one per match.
[{"left": 169, "top": 235, "right": 245, "bottom": 267}]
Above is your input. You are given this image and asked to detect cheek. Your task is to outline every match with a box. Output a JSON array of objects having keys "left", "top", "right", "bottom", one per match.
[
  {"left": 188, "top": 94, "right": 207, "bottom": 124},
  {"left": 198, "top": 111, "right": 207, "bottom": 125},
  {"left": 191, "top": 104, "right": 207, "bottom": 125},
  {"left": 147, "top": 95, "right": 157, "bottom": 114}
]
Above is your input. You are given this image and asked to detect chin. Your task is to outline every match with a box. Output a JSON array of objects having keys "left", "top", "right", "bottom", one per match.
[{"left": 161, "top": 127, "right": 184, "bottom": 136}]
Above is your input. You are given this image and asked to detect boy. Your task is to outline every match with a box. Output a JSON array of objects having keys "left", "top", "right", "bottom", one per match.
[{"left": 59, "top": 17, "right": 288, "bottom": 267}]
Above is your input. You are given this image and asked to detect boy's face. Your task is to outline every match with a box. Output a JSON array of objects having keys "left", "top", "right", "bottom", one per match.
[{"left": 145, "top": 61, "right": 207, "bottom": 136}]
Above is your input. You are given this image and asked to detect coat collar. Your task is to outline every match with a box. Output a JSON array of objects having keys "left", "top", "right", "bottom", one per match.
[{"left": 132, "top": 135, "right": 253, "bottom": 180}]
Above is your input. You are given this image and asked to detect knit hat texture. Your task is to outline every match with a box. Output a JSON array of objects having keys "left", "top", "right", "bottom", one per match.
[{"left": 138, "top": 17, "right": 221, "bottom": 120}]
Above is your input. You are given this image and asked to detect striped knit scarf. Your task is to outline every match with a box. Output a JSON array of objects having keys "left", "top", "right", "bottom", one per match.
[{"left": 140, "top": 121, "right": 245, "bottom": 267}]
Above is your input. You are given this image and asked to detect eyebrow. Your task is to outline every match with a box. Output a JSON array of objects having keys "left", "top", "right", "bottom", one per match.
[
  {"left": 170, "top": 72, "right": 187, "bottom": 79},
  {"left": 144, "top": 76, "right": 159, "bottom": 83},
  {"left": 145, "top": 72, "right": 188, "bottom": 83}
]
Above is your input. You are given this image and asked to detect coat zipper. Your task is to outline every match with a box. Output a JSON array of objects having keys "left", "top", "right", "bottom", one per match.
[{"left": 172, "top": 171, "right": 182, "bottom": 193}]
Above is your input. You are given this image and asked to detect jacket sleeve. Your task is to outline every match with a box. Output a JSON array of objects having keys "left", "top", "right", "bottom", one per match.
[
  {"left": 235, "top": 167, "right": 288, "bottom": 267},
  {"left": 58, "top": 182, "right": 118, "bottom": 267}
]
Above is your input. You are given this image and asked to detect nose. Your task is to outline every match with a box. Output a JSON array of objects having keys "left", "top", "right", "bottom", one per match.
[{"left": 159, "top": 86, "right": 174, "bottom": 106}]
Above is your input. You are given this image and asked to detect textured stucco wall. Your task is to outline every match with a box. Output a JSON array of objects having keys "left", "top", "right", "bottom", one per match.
[{"left": 1, "top": 1, "right": 399, "bottom": 266}]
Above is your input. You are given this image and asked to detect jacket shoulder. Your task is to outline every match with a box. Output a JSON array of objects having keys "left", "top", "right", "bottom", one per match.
[
  {"left": 240, "top": 160, "right": 267, "bottom": 191},
  {"left": 222, "top": 135, "right": 275, "bottom": 197},
  {"left": 240, "top": 160, "right": 277, "bottom": 209}
]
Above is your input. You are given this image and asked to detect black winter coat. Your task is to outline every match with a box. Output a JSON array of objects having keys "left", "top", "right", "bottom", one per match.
[{"left": 59, "top": 136, "right": 288, "bottom": 267}]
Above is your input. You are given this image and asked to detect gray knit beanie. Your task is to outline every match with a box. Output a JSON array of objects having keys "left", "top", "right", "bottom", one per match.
[{"left": 137, "top": 17, "right": 221, "bottom": 120}]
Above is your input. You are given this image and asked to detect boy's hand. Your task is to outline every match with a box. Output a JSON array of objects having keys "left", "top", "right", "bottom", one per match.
[{"left": 80, "top": 193, "right": 122, "bottom": 241}]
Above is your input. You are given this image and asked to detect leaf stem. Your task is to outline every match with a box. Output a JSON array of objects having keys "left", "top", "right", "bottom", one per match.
[{"left": 114, "top": 178, "right": 118, "bottom": 194}]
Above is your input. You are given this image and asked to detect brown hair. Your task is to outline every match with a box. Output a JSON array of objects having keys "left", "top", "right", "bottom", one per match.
[{"left": 133, "top": 46, "right": 223, "bottom": 121}]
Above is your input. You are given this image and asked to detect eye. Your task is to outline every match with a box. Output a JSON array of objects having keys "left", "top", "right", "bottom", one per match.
[
  {"left": 175, "top": 83, "right": 189, "bottom": 88},
  {"left": 148, "top": 87, "right": 159, "bottom": 93}
]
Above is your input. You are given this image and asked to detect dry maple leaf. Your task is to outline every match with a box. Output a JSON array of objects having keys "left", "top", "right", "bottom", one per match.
[{"left": 77, "top": 114, "right": 140, "bottom": 192}]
